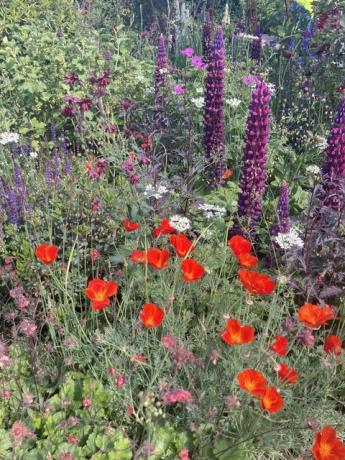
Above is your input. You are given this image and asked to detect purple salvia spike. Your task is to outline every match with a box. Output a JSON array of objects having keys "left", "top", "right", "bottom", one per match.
[
  {"left": 61, "top": 132, "right": 72, "bottom": 175},
  {"left": 321, "top": 97, "right": 345, "bottom": 211},
  {"left": 250, "top": 35, "right": 262, "bottom": 63},
  {"left": 203, "top": 26, "right": 226, "bottom": 188},
  {"left": 271, "top": 181, "right": 290, "bottom": 236},
  {"left": 202, "top": 11, "right": 212, "bottom": 64},
  {"left": 5, "top": 181, "right": 20, "bottom": 226},
  {"left": 231, "top": 78, "right": 272, "bottom": 236},
  {"left": 154, "top": 34, "right": 169, "bottom": 106}
]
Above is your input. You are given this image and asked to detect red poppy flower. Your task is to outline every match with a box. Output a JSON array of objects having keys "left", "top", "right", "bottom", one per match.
[
  {"left": 153, "top": 218, "right": 175, "bottom": 238},
  {"left": 312, "top": 426, "right": 345, "bottom": 460},
  {"left": 270, "top": 335, "right": 288, "bottom": 356},
  {"left": 147, "top": 248, "right": 170, "bottom": 269},
  {"left": 260, "top": 387, "right": 284, "bottom": 414},
  {"left": 181, "top": 259, "right": 205, "bottom": 282},
  {"left": 123, "top": 219, "right": 140, "bottom": 231},
  {"left": 221, "top": 319, "right": 255, "bottom": 345},
  {"left": 237, "top": 252, "right": 258, "bottom": 268},
  {"left": 130, "top": 250, "right": 147, "bottom": 264},
  {"left": 35, "top": 244, "right": 59, "bottom": 265},
  {"left": 324, "top": 335, "right": 343, "bottom": 356},
  {"left": 276, "top": 363, "right": 299, "bottom": 384},
  {"left": 139, "top": 303, "right": 164, "bottom": 327},
  {"left": 238, "top": 270, "right": 276, "bottom": 295},
  {"left": 297, "top": 303, "right": 336, "bottom": 329},
  {"left": 85, "top": 278, "right": 118, "bottom": 310},
  {"left": 228, "top": 235, "right": 252, "bottom": 257},
  {"left": 169, "top": 234, "right": 195, "bottom": 258},
  {"left": 237, "top": 369, "right": 267, "bottom": 398}
]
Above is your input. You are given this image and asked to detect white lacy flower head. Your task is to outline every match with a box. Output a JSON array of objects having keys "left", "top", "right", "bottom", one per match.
[
  {"left": 191, "top": 97, "right": 204, "bottom": 108},
  {"left": 29, "top": 151, "right": 38, "bottom": 159},
  {"left": 226, "top": 98, "right": 241, "bottom": 108},
  {"left": 159, "top": 68, "right": 168, "bottom": 74},
  {"left": 0, "top": 132, "right": 20, "bottom": 145},
  {"left": 200, "top": 228, "right": 213, "bottom": 240},
  {"left": 169, "top": 215, "right": 191, "bottom": 232},
  {"left": 143, "top": 184, "right": 169, "bottom": 199},
  {"left": 145, "top": 87, "right": 155, "bottom": 94},
  {"left": 237, "top": 33, "right": 258, "bottom": 41},
  {"left": 274, "top": 228, "right": 304, "bottom": 250},
  {"left": 315, "top": 136, "right": 328, "bottom": 150},
  {"left": 197, "top": 203, "right": 226, "bottom": 219},
  {"left": 195, "top": 87, "right": 204, "bottom": 94},
  {"left": 306, "top": 165, "right": 321, "bottom": 176}
]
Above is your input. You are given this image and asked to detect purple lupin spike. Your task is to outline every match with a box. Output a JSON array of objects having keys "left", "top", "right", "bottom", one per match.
[
  {"left": 231, "top": 78, "right": 271, "bottom": 236},
  {"left": 271, "top": 181, "right": 290, "bottom": 236},
  {"left": 321, "top": 97, "right": 345, "bottom": 211},
  {"left": 203, "top": 26, "right": 226, "bottom": 188},
  {"left": 202, "top": 12, "right": 212, "bottom": 64},
  {"left": 154, "top": 34, "right": 169, "bottom": 106}
]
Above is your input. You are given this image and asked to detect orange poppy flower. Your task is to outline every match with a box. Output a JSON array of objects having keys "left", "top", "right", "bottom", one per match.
[
  {"left": 222, "top": 168, "right": 233, "bottom": 180},
  {"left": 237, "top": 369, "right": 267, "bottom": 398},
  {"left": 297, "top": 303, "right": 336, "bottom": 329},
  {"left": 169, "top": 234, "right": 195, "bottom": 258},
  {"left": 35, "top": 244, "right": 59, "bottom": 265},
  {"left": 312, "top": 426, "right": 345, "bottom": 460},
  {"left": 147, "top": 248, "right": 170, "bottom": 269},
  {"left": 324, "top": 336, "right": 343, "bottom": 356},
  {"left": 228, "top": 235, "right": 252, "bottom": 257},
  {"left": 270, "top": 335, "right": 288, "bottom": 356},
  {"left": 139, "top": 303, "right": 164, "bottom": 327},
  {"left": 85, "top": 278, "right": 118, "bottom": 310},
  {"left": 276, "top": 363, "right": 299, "bottom": 384},
  {"left": 260, "top": 387, "right": 284, "bottom": 414},
  {"left": 238, "top": 270, "right": 276, "bottom": 295},
  {"left": 130, "top": 250, "right": 147, "bottom": 264},
  {"left": 181, "top": 259, "right": 205, "bottom": 282},
  {"left": 237, "top": 252, "right": 258, "bottom": 268},
  {"left": 221, "top": 319, "right": 255, "bottom": 345},
  {"left": 123, "top": 219, "right": 140, "bottom": 231},
  {"left": 153, "top": 218, "right": 175, "bottom": 238}
]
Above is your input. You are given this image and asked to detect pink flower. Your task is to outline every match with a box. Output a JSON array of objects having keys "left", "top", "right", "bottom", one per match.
[
  {"left": 82, "top": 398, "right": 92, "bottom": 408},
  {"left": 19, "top": 320, "right": 37, "bottom": 337},
  {"left": 182, "top": 47, "right": 195, "bottom": 57},
  {"left": 59, "top": 454, "right": 75, "bottom": 460},
  {"left": 242, "top": 75, "right": 261, "bottom": 87},
  {"left": 173, "top": 84, "right": 185, "bottom": 95},
  {"left": 191, "top": 56, "right": 205, "bottom": 69},
  {"left": 16, "top": 295, "right": 30, "bottom": 309},
  {"left": 10, "top": 421, "right": 33, "bottom": 445},
  {"left": 179, "top": 448, "right": 190, "bottom": 460},
  {"left": 1, "top": 389, "right": 11, "bottom": 399},
  {"left": 161, "top": 388, "right": 193, "bottom": 405},
  {"left": 298, "top": 328, "right": 315, "bottom": 347},
  {"left": 90, "top": 249, "right": 100, "bottom": 262},
  {"left": 67, "top": 435, "right": 78, "bottom": 445},
  {"left": 116, "top": 374, "right": 126, "bottom": 388},
  {"left": 126, "top": 404, "right": 134, "bottom": 416},
  {"left": 162, "top": 335, "right": 177, "bottom": 350},
  {"left": 9, "top": 287, "right": 23, "bottom": 298},
  {"left": 224, "top": 395, "right": 240, "bottom": 410},
  {"left": 108, "top": 367, "right": 116, "bottom": 376}
]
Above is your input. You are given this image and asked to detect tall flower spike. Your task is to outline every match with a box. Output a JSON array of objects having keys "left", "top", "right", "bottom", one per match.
[
  {"left": 321, "top": 97, "right": 345, "bottom": 211},
  {"left": 271, "top": 181, "right": 290, "bottom": 236},
  {"left": 154, "top": 34, "right": 169, "bottom": 106},
  {"left": 231, "top": 78, "right": 271, "bottom": 236},
  {"left": 203, "top": 26, "right": 226, "bottom": 188},
  {"left": 202, "top": 11, "right": 212, "bottom": 64}
]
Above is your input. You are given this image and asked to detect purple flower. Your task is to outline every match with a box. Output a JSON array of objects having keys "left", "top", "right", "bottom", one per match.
[
  {"left": 181, "top": 47, "right": 194, "bottom": 57},
  {"left": 321, "top": 97, "right": 345, "bottom": 211},
  {"left": 154, "top": 34, "right": 169, "bottom": 106},
  {"left": 250, "top": 36, "right": 262, "bottom": 63},
  {"left": 191, "top": 56, "right": 205, "bottom": 69},
  {"left": 202, "top": 12, "right": 212, "bottom": 64},
  {"left": 173, "top": 84, "right": 185, "bottom": 95},
  {"left": 203, "top": 27, "right": 226, "bottom": 188},
  {"left": 271, "top": 181, "right": 290, "bottom": 236},
  {"left": 64, "top": 72, "right": 81, "bottom": 86},
  {"left": 242, "top": 75, "right": 261, "bottom": 87},
  {"left": 231, "top": 78, "right": 271, "bottom": 236}
]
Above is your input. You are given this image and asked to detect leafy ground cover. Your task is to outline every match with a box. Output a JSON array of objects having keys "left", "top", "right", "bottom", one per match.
[{"left": 0, "top": 0, "right": 344, "bottom": 459}]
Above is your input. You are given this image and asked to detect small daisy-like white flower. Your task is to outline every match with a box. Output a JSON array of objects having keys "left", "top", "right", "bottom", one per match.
[
  {"left": 226, "top": 98, "right": 241, "bottom": 108},
  {"left": 29, "top": 151, "right": 38, "bottom": 159},
  {"left": 169, "top": 215, "right": 191, "bottom": 232},
  {"left": 143, "top": 184, "right": 169, "bottom": 199},
  {"left": 274, "top": 228, "right": 304, "bottom": 250},
  {"left": 191, "top": 97, "right": 205, "bottom": 108},
  {"left": 197, "top": 203, "right": 226, "bottom": 219},
  {"left": 306, "top": 165, "right": 321, "bottom": 176}
]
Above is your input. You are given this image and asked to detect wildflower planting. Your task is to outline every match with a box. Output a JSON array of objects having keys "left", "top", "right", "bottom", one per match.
[{"left": 0, "top": 1, "right": 344, "bottom": 459}]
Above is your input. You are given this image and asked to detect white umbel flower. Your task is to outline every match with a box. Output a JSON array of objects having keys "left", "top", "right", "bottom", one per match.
[
  {"left": 143, "top": 184, "right": 169, "bottom": 199},
  {"left": 169, "top": 215, "right": 191, "bottom": 232},
  {"left": 191, "top": 97, "right": 205, "bottom": 108},
  {"left": 0, "top": 132, "right": 19, "bottom": 145},
  {"left": 274, "top": 228, "right": 304, "bottom": 250},
  {"left": 197, "top": 203, "right": 226, "bottom": 219},
  {"left": 306, "top": 165, "right": 321, "bottom": 176},
  {"left": 226, "top": 98, "right": 241, "bottom": 108}
]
